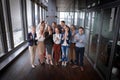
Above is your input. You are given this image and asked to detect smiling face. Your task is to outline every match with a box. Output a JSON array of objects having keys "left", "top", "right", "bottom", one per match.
[
  {"left": 60, "top": 21, "right": 65, "bottom": 27},
  {"left": 40, "top": 26, "right": 44, "bottom": 33},
  {"left": 79, "top": 28, "right": 84, "bottom": 35},
  {"left": 31, "top": 27, "right": 36, "bottom": 34},
  {"left": 64, "top": 26, "right": 69, "bottom": 32},
  {"left": 48, "top": 26, "right": 51, "bottom": 31},
  {"left": 55, "top": 27, "right": 59, "bottom": 34}
]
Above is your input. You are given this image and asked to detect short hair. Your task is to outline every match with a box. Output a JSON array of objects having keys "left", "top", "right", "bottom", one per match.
[
  {"left": 41, "top": 21, "right": 45, "bottom": 24},
  {"left": 79, "top": 27, "right": 84, "bottom": 31},
  {"left": 61, "top": 21, "right": 65, "bottom": 24},
  {"left": 31, "top": 26, "right": 36, "bottom": 29},
  {"left": 52, "top": 22, "right": 57, "bottom": 25},
  {"left": 71, "top": 25, "right": 76, "bottom": 29}
]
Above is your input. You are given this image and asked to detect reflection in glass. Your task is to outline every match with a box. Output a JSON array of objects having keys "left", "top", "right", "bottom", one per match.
[
  {"left": 111, "top": 28, "right": 120, "bottom": 80},
  {"left": 97, "top": 8, "right": 115, "bottom": 76},
  {"left": 9, "top": 0, "right": 24, "bottom": 47},
  {"left": 88, "top": 11, "right": 100, "bottom": 63}
]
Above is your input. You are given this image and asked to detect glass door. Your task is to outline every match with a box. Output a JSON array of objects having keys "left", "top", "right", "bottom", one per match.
[
  {"left": 96, "top": 7, "right": 116, "bottom": 78},
  {"left": 111, "top": 28, "right": 120, "bottom": 80}
]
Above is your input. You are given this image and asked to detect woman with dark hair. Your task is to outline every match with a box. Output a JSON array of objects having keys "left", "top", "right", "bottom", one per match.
[
  {"left": 44, "top": 25, "right": 54, "bottom": 65},
  {"left": 61, "top": 25, "right": 71, "bottom": 67},
  {"left": 53, "top": 27, "right": 62, "bottom": 65},
  {"left": 52, "top": 22, "right": 57, "bottom": 33}
]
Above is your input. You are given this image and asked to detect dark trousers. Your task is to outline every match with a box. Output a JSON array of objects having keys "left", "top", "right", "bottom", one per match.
[{"left": 75, "top": 47, "right": 85, "bottom": 66}]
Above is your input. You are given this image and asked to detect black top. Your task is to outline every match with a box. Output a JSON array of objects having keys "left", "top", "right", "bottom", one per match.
[
  {"left": 27, "top": 32, "right": 37, "bottom": 46},
  {"left": 44, "top": 32, "right": 54, "bottom": 45}
]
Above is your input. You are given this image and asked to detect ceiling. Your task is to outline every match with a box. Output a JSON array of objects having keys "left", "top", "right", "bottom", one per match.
[{"left": 56, "top": 0, "right": 86, "bottom": 12}]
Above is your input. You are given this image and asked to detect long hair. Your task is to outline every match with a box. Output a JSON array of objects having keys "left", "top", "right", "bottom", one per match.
[{"left": 45, "top": 25, "right": 53, "bottom": 32}]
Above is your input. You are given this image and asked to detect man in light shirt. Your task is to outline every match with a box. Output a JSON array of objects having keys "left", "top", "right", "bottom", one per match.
[{"left": 72, "top": 27, "right": 86, "bottom": 71}]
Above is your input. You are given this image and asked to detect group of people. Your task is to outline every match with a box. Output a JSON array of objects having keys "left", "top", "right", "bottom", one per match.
[{"left": 27, "top": 21, "right": 86, "bottom": 71}]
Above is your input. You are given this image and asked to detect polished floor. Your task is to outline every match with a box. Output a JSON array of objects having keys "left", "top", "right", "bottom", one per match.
[{"left": 0, "top": 49, "right": 102, "bottom": 80}]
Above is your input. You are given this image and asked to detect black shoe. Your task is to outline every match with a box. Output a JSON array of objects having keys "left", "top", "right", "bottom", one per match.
[
  {"left": 41, "top": 62, "right": 45, "bottom": 65},
  {"left": 38, "top": 59, "right": 40, "bottom": 65}
]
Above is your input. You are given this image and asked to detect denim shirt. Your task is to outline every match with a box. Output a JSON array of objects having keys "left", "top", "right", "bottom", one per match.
[{"left": 75, "top": 33, "right": 86, "bottom": 48}]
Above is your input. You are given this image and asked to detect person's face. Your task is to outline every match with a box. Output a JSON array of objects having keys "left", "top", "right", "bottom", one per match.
[
  {"left": 52, "top": 23, "right": 55, "bottom": 27},
  {"left": 55, "top": 28, "right": 59, "bottom": 33},
  {"left": 31, "top": 27, "right": 35, "bottom": 34},
  {"left": 65, "top": 27, "right": 69, "bottom": 32},
  {"left": 40, "top": 26, "right": 44, "bottom": 32},
  {"left": 79, "top": 28, "right": 84, "bottom": 35},
  {"left": 48, "top": 26, "right": 51, "bottom": 31},
  {"left": 41, "top": 23, "right": 45, "bottom": 26},
  {"left": 71, "top": 26, "right": 75, "bottom": 31},
  {"left": 61, "top": 22, "right": 65, "bottom": 27}
]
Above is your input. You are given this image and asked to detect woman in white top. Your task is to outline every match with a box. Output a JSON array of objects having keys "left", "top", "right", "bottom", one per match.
[
  {"left": 37, "top": 26, "right": 45, "bottom": 65},
  {"left": 53, "top": 27, "right": 62, "bottom": 65}
]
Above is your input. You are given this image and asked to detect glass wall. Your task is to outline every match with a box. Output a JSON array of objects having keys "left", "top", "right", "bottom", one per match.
[
  {"left": 88, "top": 11, "right": 101, "bottom": 63},
  {"left": 26, "top": 0, "right": 32, "bottom": 32},
  {"left": 111, "top": 28, "right": 120, "bottom": 80},
  {"left": 9, "top": 0, "right": 24, "bottom": 47},
  {"left": 96, "top": 8, "right": 116, "bottom": 77}
]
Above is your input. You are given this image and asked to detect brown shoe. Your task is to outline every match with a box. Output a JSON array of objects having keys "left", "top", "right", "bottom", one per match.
[
  {"left": 72, "top": 65, "right": 79, "bottom": 68},
  {"left": 80, "top": 67, "right": 84, "bottom": 71}
]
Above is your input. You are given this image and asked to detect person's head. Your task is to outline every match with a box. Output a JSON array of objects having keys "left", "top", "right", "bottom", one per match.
[
  {"left": 39, "top": 26, "right": 44, "bottom": 33},
  {"left": 79, "top": 27, "right": 84, "bottom": 35},
  {"left": 31, "top": 26, "right": 36, "bottom": 34},
  {"left": 60, "top": 21, "right": 65, "bottom": 27},
  {"left": 64, "top": 25, "right": 70, "bottom": 32},
  {"left": 41, "top": 21, "right": 45, "bottom": 27},
  {"left": 52, "top": 22, "right": 57, "bottom": 27},
  {"left": 55, "top": 27, "right": 60, "bottom": 34},
  {"left": 47, "top": 25, "right": 53, "bottom": 32},
  {"left": 70, "top": 25, "right": 76, "bottom": 31}
]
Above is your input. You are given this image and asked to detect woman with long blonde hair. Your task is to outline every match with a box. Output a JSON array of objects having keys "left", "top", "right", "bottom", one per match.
[{"left": 37, "top": 26, "right": 45, "bottom": 65}]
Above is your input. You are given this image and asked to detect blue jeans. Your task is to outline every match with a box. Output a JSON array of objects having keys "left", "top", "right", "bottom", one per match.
[
  {"left": 75, "top": 47, "right": 85, "bottom": 66},
  {"left": 61, "top": 46, "right": 69, "bottom": 62}
]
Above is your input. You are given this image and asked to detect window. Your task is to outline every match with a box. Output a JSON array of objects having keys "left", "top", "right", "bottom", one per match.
[
  {"left": 2, "top": 0, "right": 11, "bottom": 51},
  {"left": 0, "top": 25, "right": 4, "bottom": 57},
  {"left": 26, "top": 0, "right": 32, "bottom": 32},
  {"left": 43, "top": 9, "right": 45, "bottom": 20},
  {"left": 35, "top": 4, "right": 38, "bottom": 25},
  {"left": 40, "top": 7, "right": 42, "bottom": 22},
  {"left": 9, "top": 0, "right": 24, "bottom": 47}
]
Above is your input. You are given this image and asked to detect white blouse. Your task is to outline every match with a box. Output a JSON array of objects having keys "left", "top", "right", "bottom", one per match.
[
  {"left": 53, "top": 33, "right": 61, "bottom": 44},
  {"left": 37, "top": 32, "right": 45, "bottom": 42}
]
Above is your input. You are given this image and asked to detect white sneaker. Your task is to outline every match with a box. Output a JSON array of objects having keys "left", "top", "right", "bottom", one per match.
[
  {"left": 32, "top": 65, "right": 35, "bottom": 68},
  {"left": 46, "top": 59, "right": 49, "bottom": 64},
  {"left": 50, "top": 60, "right": 53, "bottom": 65},
  {"left": 62, "top": 62, "right": 64, "bottom": 66},
  {"left": 64, "top": 62, "right": 67, "bottom": 67}
]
